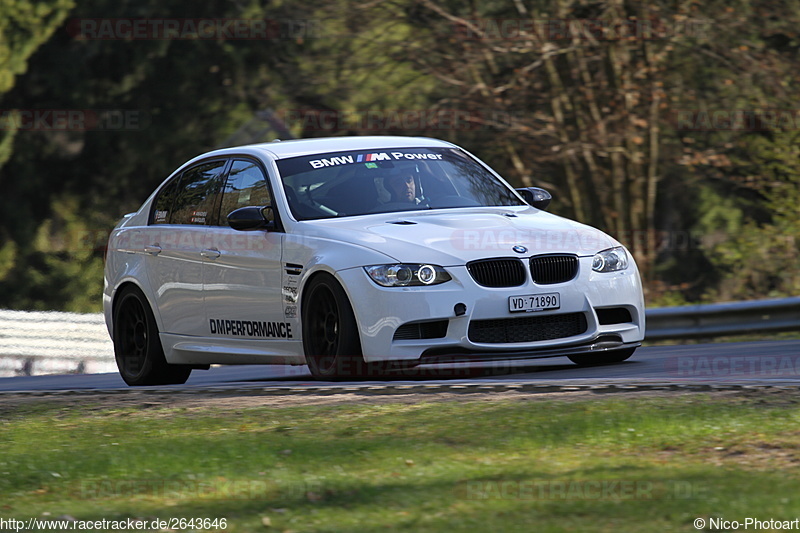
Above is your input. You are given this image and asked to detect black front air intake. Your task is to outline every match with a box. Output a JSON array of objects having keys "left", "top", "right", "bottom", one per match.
[
  {"left": 393, "top": 320, "right": 449, "bottom": 340},
  {"left": 595, "top": 307, "right": 633, "bottom": 325},
  {"left": 468, "top": 312, "right": 588, "bottom": 344}
]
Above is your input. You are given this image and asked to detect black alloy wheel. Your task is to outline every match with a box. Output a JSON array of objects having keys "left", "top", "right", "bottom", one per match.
[
  {"left": 302, "top": 274, "right": 370, "bottom": 380},
  {"left": 113, "top": 286, "right": 192, "bottom": 386}
]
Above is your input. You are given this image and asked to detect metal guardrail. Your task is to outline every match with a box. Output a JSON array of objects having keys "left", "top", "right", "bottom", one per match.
[
  {"left": 645, "top": 296, "right": 800, "bottom": 341},
  {"left": 0, "top": 297, "right": 797, "bottom": 376},
  {"left": 0, "top": 309, "right": 115, "bottom": 377}
]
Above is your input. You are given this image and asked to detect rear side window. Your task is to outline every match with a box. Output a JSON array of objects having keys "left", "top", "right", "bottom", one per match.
[
  {"left": 169, "top": 160, "right": 227, "bottom": 225},
  {"left": 218, "top": 160, "right": 272, "bottom": 227},
  {"left": 152, "top": 178, "right": 180, "bottom": 224}
]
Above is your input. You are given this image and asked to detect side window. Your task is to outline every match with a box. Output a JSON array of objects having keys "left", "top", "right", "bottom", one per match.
[
  {"left": 219, "top": 160, "right": 272, "bottom": 227},
  {"left": 170, "top": 160, "right": 227, "bottom": 225},
  {"left": 151, "top": 178, "right": 180, "bottom": 225}
]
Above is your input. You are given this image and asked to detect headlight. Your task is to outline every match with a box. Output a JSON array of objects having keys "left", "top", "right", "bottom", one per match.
[
  {"left": 592, "top": 246, "right": 629, "bottom": 273},
  {"left": 364, "top": 264, "right": 451, "bottom": 287}
]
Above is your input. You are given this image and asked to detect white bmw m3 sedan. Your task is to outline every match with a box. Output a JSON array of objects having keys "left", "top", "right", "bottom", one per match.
[{"left": 103, "top": 136, "right": 645, "bottom": 385}]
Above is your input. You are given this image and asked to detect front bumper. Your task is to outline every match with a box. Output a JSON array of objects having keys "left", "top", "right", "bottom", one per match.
[
  {"left": 337, "top": 255, "right": 646, "bottom": 363},
  {"left": 419, "top": 336, "right": 641, "bottom": 364}
]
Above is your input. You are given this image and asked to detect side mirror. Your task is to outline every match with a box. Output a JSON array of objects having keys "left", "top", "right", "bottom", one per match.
[
  {"left": 227, "top": 206, "right": 274, "bottom": 231},
  {"left": 515, "top": 187, "right": 552, "bottom": 210}
]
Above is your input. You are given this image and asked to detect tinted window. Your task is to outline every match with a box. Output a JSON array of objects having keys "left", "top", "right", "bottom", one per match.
[
  {"left": 170, "top": 160, "right": 227, "bottom": 225},
  {"left": 275, "top": 147, "right": 524, "bottom": 220},
  {"left": 219, "top": 160, "right": 272, "bottom": 226}
]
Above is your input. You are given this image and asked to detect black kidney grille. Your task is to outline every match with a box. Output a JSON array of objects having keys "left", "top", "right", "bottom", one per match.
[
  {"left": 467, "top": 258, "right": 526, "bottom": 287},
  {"left": 529, "top": 255, "right": 579, "bottom": 284},
  {"left": 468, "top": 312, "right": 588, "bottom": 344}
]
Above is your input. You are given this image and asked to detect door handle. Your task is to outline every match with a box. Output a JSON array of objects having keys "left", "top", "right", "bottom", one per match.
[
  {"left": 200, "top": 248, "right": 221, "bottom": 259},
  {"left": 144, "top": 245, "right": 162, "bottom": 256}
]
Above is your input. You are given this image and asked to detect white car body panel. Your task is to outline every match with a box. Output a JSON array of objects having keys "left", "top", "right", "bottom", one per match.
[{"left": 104, "top": 136, "right": 645, "bottom": 373}]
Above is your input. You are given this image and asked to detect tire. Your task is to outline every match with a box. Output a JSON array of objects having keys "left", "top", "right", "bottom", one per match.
[
  {"left": 302, "top": 274, "right": 370, "bottom": 380},
  {"left": 113, "top": 286, "right": 192, "bottom": 386},
  {"left": 568, "top": 347, "right": 636, "bottom": 367}
]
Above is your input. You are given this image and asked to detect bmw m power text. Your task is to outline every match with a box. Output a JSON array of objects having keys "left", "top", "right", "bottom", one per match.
[{"left": 104, "top": 136, "right": 645, "bottom": 385}]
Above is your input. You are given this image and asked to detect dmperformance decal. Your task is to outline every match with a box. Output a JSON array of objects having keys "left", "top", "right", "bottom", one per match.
[{"left": 209, "top": 318, "right": 293, "bottom": 338}]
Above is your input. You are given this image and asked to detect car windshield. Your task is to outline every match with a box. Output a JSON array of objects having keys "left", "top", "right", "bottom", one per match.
[{"left": 276, "top": 147, "right": 525, "bottom": 220}]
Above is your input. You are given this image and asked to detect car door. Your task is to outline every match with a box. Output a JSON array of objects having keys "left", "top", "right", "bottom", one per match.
[
  {"left": 144, "top": 159, "right": 227, "bottom": 336},
  {"left": 202, "top": 159, "right": 292, "bottom": 350}
]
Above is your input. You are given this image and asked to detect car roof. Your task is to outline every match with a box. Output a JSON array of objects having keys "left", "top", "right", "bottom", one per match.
[{"left": 190, "top": 136, "right": 459, "bottom": 163}]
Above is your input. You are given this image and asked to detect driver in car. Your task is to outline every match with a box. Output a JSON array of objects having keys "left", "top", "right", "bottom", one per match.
[{"left": 386, "top": 173, "right": 418, "bottom": 204}]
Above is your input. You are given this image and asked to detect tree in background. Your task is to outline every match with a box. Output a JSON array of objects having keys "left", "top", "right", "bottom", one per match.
[
  {"left": 379, "top": 0, "right": 799, "bottom": 288},
  {"left": 0, "top": 0, "right": 74, "bottom": 291},
  {"left": 699, "top": 131, "right": 800, "bottom": 301},
  {"left": 0, "top": 0, "right": 290, "bottom": 310},
  {"left": 0, "top": 0, "right": 74, "bottom": 165},
  {"left": 340, "top": 0, "right": 797, "bottom": 303}
]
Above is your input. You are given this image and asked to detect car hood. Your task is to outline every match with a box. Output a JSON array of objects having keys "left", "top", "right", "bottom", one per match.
[{"left": 299, "top": 207, "right": 620, "bottom": 265}]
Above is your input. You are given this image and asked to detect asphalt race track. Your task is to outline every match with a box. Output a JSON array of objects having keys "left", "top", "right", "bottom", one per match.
[{"left": 0, "top": 340, "right": 798, "bottom": 394}]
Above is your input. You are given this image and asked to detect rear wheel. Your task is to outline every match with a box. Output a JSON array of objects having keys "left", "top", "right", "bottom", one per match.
[
  {"left": 302, "top": 274, "right": 370, "bottom": 380},
  {"left": 568, "top": 347, "right": 636, "bottom": 367},
  {"left": 113, "top": 286, "right": 192, "bottom": 386}
]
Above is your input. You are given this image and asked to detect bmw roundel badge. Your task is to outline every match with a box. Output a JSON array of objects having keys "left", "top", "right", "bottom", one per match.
[{"left": 512, "top": 245, "right": 528, "bottom": 254}]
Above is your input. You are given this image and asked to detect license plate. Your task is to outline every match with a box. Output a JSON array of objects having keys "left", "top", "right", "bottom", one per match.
[{"left": 509, "top": 293, "right": 560, "bottom": 313}]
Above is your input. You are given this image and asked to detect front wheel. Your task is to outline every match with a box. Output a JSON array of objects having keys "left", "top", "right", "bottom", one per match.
[
  {"left": 113, "top": 286, "right": 192, "bottom": 386},
  {"left": 302, "top": 274, "right": 370, "bottom": 380},
  {"left": 568, "top": 347, "right": 636, "bottom": 367}
]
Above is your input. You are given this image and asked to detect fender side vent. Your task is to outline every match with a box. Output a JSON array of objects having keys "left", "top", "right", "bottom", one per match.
[{"left": 285, "top": 263, "right": 303, "bottom": 275}]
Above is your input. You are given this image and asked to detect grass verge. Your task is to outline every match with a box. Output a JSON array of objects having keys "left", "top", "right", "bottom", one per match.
[{"left": 2, "top": 391, "right": 800, "bottom": 532}]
